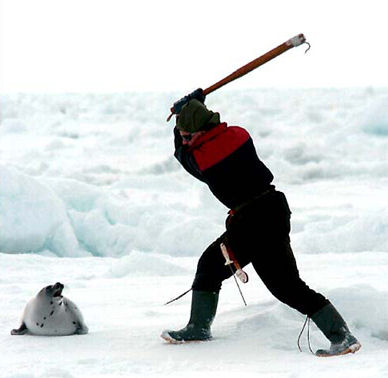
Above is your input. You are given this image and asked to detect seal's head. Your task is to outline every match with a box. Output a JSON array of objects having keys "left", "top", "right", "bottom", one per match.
[{"left": 40, "top": 282, "right": 64, "bottom": 299}]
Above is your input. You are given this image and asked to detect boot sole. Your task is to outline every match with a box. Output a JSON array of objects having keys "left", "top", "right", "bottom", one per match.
[
  {"left": 316, "top": 342, "right": 361, "bottom": 357},
  {"left": 160, "top": 331, "right": 212, "bottom": 344}
]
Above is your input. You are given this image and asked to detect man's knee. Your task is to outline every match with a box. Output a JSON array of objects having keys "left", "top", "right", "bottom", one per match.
[
  {"left": 267, "top": 279, "right": 328, "bottom": 315},
  {"left": 192, "top": 235, "right": 230, "bottom": 292},
  {"left": 192, "top": 273, "right": 222, "bottom": 292}
]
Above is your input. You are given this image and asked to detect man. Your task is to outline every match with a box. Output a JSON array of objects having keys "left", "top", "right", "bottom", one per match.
[{"left": 161, "top": 93, "right": 361, "bottom": 357}]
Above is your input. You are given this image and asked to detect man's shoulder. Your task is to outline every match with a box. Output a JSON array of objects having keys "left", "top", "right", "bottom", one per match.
[
  {"left": 206, "top": 124, "right": 251, "bottom": 149},
  {"left": 192, "top": 125, "right": 252, "bottom": 171},
  {"left": 226, "top": 125, "right": 251, "bottom": 139}
]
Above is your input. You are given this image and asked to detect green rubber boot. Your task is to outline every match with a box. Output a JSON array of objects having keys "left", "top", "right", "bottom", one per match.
[
  {"left": 311, "top": 302, "right": 361, "bottom": 357},
  {"left": 161, "top": 290, "right": 219, "bottom": 343}
]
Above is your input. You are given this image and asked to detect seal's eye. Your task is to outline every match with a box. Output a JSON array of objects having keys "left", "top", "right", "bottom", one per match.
[{"left": 45, "top": 286, "right": 53, "bottom": 293}]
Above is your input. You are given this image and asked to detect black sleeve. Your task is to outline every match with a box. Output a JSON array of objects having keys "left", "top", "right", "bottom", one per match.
[
  {"left": 173, "top": 127, "right": 206, "bottom": 183},
  {"left": 174, "top": 126, "right": 183, "bottom": 150}
]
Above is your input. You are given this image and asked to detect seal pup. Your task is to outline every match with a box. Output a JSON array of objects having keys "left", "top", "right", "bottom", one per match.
[{"left": 11, "top": 282, "right": 88, "bottom": 336}]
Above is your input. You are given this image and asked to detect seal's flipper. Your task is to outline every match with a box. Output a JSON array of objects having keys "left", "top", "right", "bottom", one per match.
[
  {"left": 11, "top": 323, "right": 28, "bottom": 335},
  {"left": 75, "top": 322, "right": 89, "bottom": 335}
]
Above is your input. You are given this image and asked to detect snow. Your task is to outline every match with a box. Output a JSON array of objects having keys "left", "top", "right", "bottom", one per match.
[{"left": 1, "top": 88, "right": 388, "bottom": 377}]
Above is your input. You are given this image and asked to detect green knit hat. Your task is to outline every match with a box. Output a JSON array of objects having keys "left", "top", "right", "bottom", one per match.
[{"left": 176, "top": 99, "right": 220, "bottom": 133}]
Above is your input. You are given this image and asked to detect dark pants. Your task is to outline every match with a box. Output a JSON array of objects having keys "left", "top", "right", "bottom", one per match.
[{"left": 192, "top": 190, "right": 328, "bottom": 317}]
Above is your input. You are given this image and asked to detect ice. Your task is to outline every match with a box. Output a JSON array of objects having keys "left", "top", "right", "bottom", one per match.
[
  {"left": 106, "top": 250, "right": 191, "bottom": 278},
  {"left": 1, "top": 89, "right": 388, "bottom": 258},
  {"left": 328, "top": 285, "right": 388, "bottom": 341},
  {"left": 0, "top": 166, "right": 82, "bottom": 256},
  {"left": 1, "top": 88, "right": 388, "bottom": 377},
  {"left": 360, "top": 96, "right": 388, "bottom": 136}
]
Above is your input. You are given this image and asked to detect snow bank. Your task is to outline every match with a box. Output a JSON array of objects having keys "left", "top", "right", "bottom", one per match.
[
  {"left": 0, "top": 165, "right": 223, "bottom": 257},
  {"left": 2, "top": 249, "right": 388, "bottom": 377},
  {"left": 219, "top": 284, "right": 388, "bottom": 355},
  {"left": 1, "top": 89, "right": 388, "bottom": 378},
  {"left": 327, "top": 285, "right": 388, "bottom": 341},
  {"left": 292, "top": 208, "right": 388, "bottom": 254},
  {"left": 0, "top": 166, "right": 83, "bottom": 256},
  {"left": 106, "top": 250, "right": 191, "bottom": 277},
  {"left": 1, "top": 89, "right": 388, "bottom": 258},
  {"left": 360, "top": 95, "right": 388, "bottom": 136}
]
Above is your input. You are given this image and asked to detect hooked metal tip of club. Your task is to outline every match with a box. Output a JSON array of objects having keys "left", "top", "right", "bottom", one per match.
[{"left": 304, "top": 41, "right": 311, "bottom": 54}]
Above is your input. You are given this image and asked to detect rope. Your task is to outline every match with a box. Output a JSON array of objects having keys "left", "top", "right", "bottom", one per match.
[
  {"left": 164, "top": 288, "right": 192, "bottom": 305},
  {"left": 306, "top": 317, "right": 314, "bottom": 354},
  {"left": 297, "top": 316, "right": 315, "bottom": 355},
  {"left": 297, "top": 316, "right": 309, "bottom": 352}
]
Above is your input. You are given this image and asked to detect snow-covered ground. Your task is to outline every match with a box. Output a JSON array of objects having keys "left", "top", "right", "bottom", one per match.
[{"left": 1, "top": 88, "right": 388, "bottom": 377}]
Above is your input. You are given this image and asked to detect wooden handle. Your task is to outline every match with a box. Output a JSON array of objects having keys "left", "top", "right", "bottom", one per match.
[
  {"left": 203, "top": 34, "right": 306, "bottom": 95},
  {"left": 167, "top": 34, "right": 307, "bottom": 121}
]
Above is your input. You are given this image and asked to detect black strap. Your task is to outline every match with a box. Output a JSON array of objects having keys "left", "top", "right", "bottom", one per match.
[{"left": 164, "top": 288, "right": 192, "bottom": 305}]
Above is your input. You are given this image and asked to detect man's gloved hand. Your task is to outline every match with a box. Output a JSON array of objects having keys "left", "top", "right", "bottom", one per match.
[{"left": 172, "top": 88, "right": 206, "bottom": 115}]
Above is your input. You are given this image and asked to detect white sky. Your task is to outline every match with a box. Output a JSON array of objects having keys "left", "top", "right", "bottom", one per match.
[{"left": 1, "top": 0, "right": 387, "bottom": 93}]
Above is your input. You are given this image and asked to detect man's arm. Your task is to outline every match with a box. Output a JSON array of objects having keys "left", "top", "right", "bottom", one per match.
[{"left": 173, "top": 127, "right": 206, "bottom": 183}]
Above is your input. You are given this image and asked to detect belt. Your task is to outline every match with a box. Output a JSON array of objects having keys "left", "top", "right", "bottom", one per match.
[{"left": 228, "top": 187, "right": 275, "bottom": 217}]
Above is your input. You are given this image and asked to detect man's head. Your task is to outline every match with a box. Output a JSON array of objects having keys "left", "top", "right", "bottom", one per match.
[{"left": 176, "top": 99, "right": 220, "bottom": 134}]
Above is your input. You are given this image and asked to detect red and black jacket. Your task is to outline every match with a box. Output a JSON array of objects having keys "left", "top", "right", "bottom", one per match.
[{"left": 174, "top": 123, "right": 274, "bottom": 209}]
